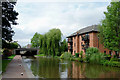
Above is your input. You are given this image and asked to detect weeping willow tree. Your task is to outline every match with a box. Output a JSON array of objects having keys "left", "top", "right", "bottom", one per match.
[
  {"left": 46, "top": 29, "right": 62, "bottom": 56},
  {"left": 31, "top": 28, "right": 67, "bottom": 57}
]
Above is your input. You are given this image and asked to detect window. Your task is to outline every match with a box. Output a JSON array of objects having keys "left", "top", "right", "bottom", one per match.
[
  {"left": 86, "top": 33, "right": 89, "bottom": 36},
  {"left": 115, "top": 51, "right": 118, "bottom": 54},
  {"left": 115, "top": 51, "right": 119, "bottom": 58},
  {"left": 74, "top": 43, "right": 76, "bottom": 47},
  {"left": 74, "top": 51, "right": 76, "bottom": 53},
  {"left": 109, "top": 51, "right": 112, "bottom": 56},
  {"left": 104, "top": 51, "right": 106, "bottom": 53}
]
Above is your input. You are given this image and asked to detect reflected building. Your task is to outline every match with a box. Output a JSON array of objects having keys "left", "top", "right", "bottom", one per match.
[{"left": 68, "top": 62, "right": 86, "bottom": 78}]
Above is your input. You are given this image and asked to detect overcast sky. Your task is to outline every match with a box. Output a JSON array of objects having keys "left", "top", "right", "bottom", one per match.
[{"left": 12, "top": 0, "right": 110, "bottom": 47}]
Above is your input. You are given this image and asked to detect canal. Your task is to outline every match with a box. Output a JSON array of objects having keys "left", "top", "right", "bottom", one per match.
[{"left": 23, "top": 57, "right": 120, "bottom": 78}]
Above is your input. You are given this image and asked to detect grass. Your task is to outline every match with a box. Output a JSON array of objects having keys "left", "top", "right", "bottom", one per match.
[
  {"left": 54, "top": 56, "right": 60, "bottom": 58},
  {"left": 35, "top": 54, "right": 45, "bottom": 57},
  {"left": 8, "top": 54, "right": 15, "bottom": 59},
  {"left": 2, "top": 60, "right": 11, "bottom": 73},
  {"left": 2, "top": 54, "right": 15, "bottom": 73}
]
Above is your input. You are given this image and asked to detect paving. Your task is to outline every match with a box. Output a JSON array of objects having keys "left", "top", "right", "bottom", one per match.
[{"left": 2, "top": 55, "right": 35, "bottom": 79}]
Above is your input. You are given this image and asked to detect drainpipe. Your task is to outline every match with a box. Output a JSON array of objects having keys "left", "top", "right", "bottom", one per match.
[{"left": 77, "top": 32, "right": 79, "bottom": 53}]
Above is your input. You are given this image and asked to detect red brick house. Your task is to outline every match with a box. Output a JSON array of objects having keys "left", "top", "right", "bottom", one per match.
[{"left": 67, "top": 25, "right": 120, "bottom": 57}]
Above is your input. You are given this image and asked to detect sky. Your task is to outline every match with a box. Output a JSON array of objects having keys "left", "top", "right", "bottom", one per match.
[{"left": 12, "top": 0, "right": 110, "bottom": 47}]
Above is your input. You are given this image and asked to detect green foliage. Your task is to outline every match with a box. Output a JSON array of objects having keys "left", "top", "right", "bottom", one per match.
[
  {"left": 2, "top": 54, "right": 15, "bottom": 73},
  {"left": 90, "top": 53, "right": 105, "bottom": 64},
  {"left": 110, "top": 58, "right": 119, "bottom": 62},
  {"left": 60, "top": 52, "right": 72, "bottom": 59},
  {"left": 2, "top": 42, "right": 19, "bottom": 49},
  {"left": 80, "top": 51, "right": 83, "bottom": 58},
  {"left": 102, "top": 60, "right": 120, "bottom": 67},
  {"left": 99, "top": 2, "right": 120, "bottom": 52},
  {"left": 9, "top": 42, "right": 19, "bottom": 49},
  {"left": 105, "top": 54, "right": 111, "bottom": 60},
  {"left": 31, "top": 28, "right": 63, "bottom": 57},
  {"left": 8, "top": 54, "right": 15, "bottom": 59},
  {"left": 35, "top": 54, "right": 45, "bottom": 57},
  {"left": 3, "top": 50, "right": 12, "bottom": 58},
  {"left": 2, "top": 2, "right": 19, "bottom": 48},
  {"left": 78, "top": 58, "right": 83, "bottom": 62},
  {"left": 86, "top": 47, "right": 99, "bottom": 55},
  {"left": 59, "top": 39, "right": 68, "bottom": 54},
  {"left": 85, "top": 47, "right": 99, "bottom": 62},
  {"left": 75, "top": 53, "right": 79, "bottom": 57},
  {"left": 31, "top": 32, "right": 40, "bottom": 48},
  {"left": 2, "top": 60, "right": 11, "bottom": 73}
]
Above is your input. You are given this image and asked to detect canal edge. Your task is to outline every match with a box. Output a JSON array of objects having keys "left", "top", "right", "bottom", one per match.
[{"left": 21, "top": 58, "right": 35, "bottom": 79}]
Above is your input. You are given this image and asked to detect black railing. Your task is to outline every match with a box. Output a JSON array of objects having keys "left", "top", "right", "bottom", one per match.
[{"left": 81, "top": 35, "right": 89, "bottom": 41}]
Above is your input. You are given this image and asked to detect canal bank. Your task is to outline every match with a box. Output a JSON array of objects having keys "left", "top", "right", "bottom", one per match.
[{"left": 2, "top": 55, "right": 35, "bottom": 79}]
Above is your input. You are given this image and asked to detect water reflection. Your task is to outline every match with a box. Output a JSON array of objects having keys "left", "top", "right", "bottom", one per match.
[{"left": 23, "top": 57, "right": 120, "bottom": 78}]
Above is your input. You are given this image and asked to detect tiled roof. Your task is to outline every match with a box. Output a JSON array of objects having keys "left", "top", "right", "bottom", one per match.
[{"left": 67, "top": 25, "right": 99, "bottom": 38}]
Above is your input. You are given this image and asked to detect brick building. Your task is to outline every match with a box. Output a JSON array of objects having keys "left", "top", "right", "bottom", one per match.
[
  {"left": 26, "top": 44, "right": 31, "bottom": 48},
  {"left": 67, "top": 25, "right": 119, "bottom": 57}
]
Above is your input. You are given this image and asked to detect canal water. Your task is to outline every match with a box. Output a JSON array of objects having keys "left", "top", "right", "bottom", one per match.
[{"left": 23, "top": 57, "right": 120, "bottom": 78}]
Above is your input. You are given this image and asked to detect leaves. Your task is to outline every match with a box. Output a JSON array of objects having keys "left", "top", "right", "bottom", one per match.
[
  {"left": 2, "top": 2, "right": 19, "bottom": 48},
  {"left": 99, "top": 2, "right": 120, "bottom": 52},
  {"left": 31, "top": 28, "right": 67, "bottom": 57}
]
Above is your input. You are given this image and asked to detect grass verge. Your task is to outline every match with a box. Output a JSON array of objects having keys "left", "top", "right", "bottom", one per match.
[
  {"left": 2, "top": 54, "right": 15, "bottom": 73},
  {"left": 35, "top": 54, "right": 45, "bottom": 57}
]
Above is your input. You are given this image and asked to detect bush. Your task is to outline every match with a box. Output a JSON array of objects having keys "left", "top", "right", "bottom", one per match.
[
  {"left": 103, "top": 60, "right": 109, "bottom": 66},
  {"left": 85, "top": 47, "right": 106, "bottom": 64},
  {"left": 3, "top": 49, "right": 12, "bottom": 59},
  {"left": 103, "top": 60, "right": 120, "bottom": 67},
  {"left": 86, "top": 47, "right": 99, "bottom": 55},
  {"left": 80, "top": 51, "right": 83, "bottom": 58},
  {"left": 89, "top": 53, "right": 104, "bottom": 64},
  {"left": 78, "top": 58, "right": 83, "bottom": 62},
  {"left": 85, "top": 47, "right": 99, "bottom": 62},
  {"left": 75, "top": 53, "right": 79, "bottom": 57},
  {"left": 60, "top": 52, "right": 73, "bottom": 59},
  {"left": 110, "top": 58, "right": 119, "bottom": 62},
  {"left": 105, "top": 54, "right": 111, "bottom": 60}
]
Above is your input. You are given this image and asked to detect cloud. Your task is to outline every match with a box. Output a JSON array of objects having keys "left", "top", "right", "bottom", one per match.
[
  {"left": 17, "top": 0, "right": 111, "bottom": 2},
  {"left": 13, "top": 2, "right": 110, "bottom": 46}
]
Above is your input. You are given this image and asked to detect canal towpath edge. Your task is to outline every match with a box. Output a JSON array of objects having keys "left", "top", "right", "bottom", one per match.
[{"left": 2, "top": 55, "right": 35, "bottom": 79}]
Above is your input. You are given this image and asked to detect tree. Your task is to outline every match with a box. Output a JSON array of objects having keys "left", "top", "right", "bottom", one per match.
[
  {"left": 2, "top": 1, "right": 19, "bottom": 48},
  {"left": 31, "top": 32, "right": 40, "bottom": 48},
  {"left": 31, "top": 28, "right": 62, "bottom": 57},
  {"left": 46, "top": 28, "right": 62, "bottom": 56},
  {"left": 60, "top": 39, "right": 68, "bottom": 52},
  {"left": 99, "top": 2, "right": 120, "bottom": 53}
]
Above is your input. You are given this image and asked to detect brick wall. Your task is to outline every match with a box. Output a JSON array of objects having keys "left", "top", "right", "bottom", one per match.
[{"left": 68, "top": 32, "right": 120, "bottom": 57}]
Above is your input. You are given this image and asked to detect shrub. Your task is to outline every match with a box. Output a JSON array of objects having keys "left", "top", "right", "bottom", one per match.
[
  {"left": 60, "top": 52, "right": 72, "bottom": 59},
  {"left": 103, "top": 60, "right": 109, "bottom": 66},
  {"left": 110, "top": 58, "right": 118, "bottom": 62},
  {"left": 86, "top": 47, "right": 99, "bottom": 55},
  {"left": 105, "top": 54, "right": 111, "bottom": 60},
  {"left": 80, "top": 51, "right": 83, "bottom": 58},
  {"left": 75, "top": 53, "right": 79, "bottom": 57},
  {"left": 85, "top": 47, "right": 99, "bottom": 62},
  {"left": 78, "top": 58, "right": 83, "bottom": 62},
  {"left": 3, "top": 49, "right": 12, "bottom": 59},
  {"left": 89, "top": 53, "right": 105, "bottom": 64}
]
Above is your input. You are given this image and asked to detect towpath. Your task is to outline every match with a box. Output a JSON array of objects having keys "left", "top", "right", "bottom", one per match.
[{"left": 2, "top": 55, "right": 35, "bottom": 79}]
